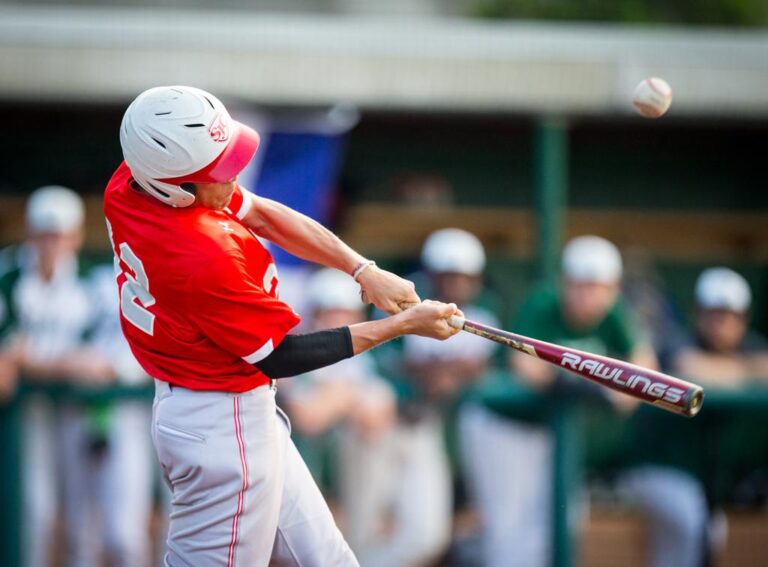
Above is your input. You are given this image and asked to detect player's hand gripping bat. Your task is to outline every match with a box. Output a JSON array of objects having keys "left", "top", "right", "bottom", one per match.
[{"left": 445, "top": 313, "right": 703, "bottom": 417}]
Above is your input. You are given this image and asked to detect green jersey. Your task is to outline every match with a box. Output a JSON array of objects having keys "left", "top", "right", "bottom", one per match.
[{"left": 0, "top": 246, "right": 121, "bottom": 440}]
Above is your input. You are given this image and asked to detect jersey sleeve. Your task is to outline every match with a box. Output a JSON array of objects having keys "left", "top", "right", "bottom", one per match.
[
  {"left": 226, "top": 185, "right": 255, "bottom": 221},
  {"left": 185, "top": 253, "right": 301, "bottom": 364}
]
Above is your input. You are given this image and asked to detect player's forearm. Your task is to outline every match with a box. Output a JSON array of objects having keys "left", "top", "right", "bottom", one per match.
[
  {"left": 348, "top": 315, "right": 409, "bottom": 355},
  {"left": 244, "top": 196, "right": 365, "bottom": 273},
  {"left": 256, "top": 302, "right": 458, "bottom": 379}
]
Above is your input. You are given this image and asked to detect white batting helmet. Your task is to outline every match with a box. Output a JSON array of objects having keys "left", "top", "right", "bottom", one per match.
[
  {"left": 26, "top": 185, "right": 85, "bottom": 234},
  {"left": 562, "top": 235, "right": 623, "bottom": 284},
  {"left": 307, "top": 269, "right": 363, "bottom": 312},
  {"left": 421, "top": 228, "right": 486, "bottom": 275},
  {"left": 695, "top": 267, "right": 751, "bottom": 313},
  {"left": 120, "top": 86, "right": 260, "bottom": 208}
]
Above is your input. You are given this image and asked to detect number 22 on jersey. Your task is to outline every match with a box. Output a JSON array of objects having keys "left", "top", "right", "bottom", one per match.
[
  {"left": 106, "top": 219, "right": 280, "bottom": 337},
  {"left": 107, "top": 219, "right": 156, "bottom": 336}
]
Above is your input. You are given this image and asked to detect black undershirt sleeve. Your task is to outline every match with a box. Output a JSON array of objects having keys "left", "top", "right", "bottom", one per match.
[{"left": 254, "top": 327, "right": 354, "bottom": 379}]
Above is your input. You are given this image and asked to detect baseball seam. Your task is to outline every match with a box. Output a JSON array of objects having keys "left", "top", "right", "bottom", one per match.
[
  {"left": 633, "top": 101, "right": 662, "bottom": 117},
  {"left": 647, "top": 78, "right": 670, "bottom": 99}
]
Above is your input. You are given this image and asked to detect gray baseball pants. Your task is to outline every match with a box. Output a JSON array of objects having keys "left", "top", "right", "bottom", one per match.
[
  {"left": 152, "top": 379, "right": 358, "bottom": 567},
  {"left": 617, "top": 466, "right": 707, "bottom": 567}
]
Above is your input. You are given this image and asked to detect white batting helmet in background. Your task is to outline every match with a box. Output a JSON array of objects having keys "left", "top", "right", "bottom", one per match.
[
  {"left": 421, "top": 228, "right": 486, "bottom": 275},
  {"left": 562, "top": 235, "right": 623, "bottom": 284},
  {"left": 695, "top": 267, "right": 751, "bottom": 312},
  {"left": 307, "top": 268, "right": 363, "bottom": 312},
  {"left": 120, "top": 86, "right": 260, "bottom": 208},
  {"left": 26, "top": 185, "right": 85, "bottom": 234}
]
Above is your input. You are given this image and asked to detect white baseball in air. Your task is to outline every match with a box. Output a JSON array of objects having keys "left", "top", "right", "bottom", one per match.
[{"left": 632, "top": 77, "right": 673, "bottom": 118}]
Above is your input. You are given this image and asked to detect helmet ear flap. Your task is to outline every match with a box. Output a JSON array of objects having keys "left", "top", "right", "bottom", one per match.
[
  {"left": 180, "top": 183, "right": 197, "bottom": 195},
  {"left": 132, "top": 172, "right": 196, "bottom": 208}
]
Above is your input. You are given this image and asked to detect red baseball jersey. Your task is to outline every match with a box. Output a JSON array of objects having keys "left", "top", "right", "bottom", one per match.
[{"left": 103, "top": 161, "right": 301, "bottom": 392}]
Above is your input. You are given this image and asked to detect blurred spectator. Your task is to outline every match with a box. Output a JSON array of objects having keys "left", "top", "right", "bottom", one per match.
[
  {"left": 0, "top": 186, "right": 154, "bottom": 566},
  {"left": 621, "top": 247, "right": 690, "bottom": 370},
  {"left": 675, "top": 268, "right": 768, "bottom": 385},
  {"left": 618, "top": 267, "right": 768, "bottom": 567},
  {"left": 460, "top": 235, "right": 653, "bottom": 567},
  {"left": 277, "top": 268, "right": 397, "bottom": 559},
  {"left": 362, "top": 228, "right": 498, "bottom": 567},
  {"left": 0, "top": 186, "right": 98, "bottom": 567},
  {"left": 85, "top": 264, "right": 156, "bottom": 567}
]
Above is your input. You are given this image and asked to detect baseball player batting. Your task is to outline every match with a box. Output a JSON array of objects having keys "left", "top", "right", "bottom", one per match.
[{"left": 105, "top": 86, "right": 461, "bottom": 566}]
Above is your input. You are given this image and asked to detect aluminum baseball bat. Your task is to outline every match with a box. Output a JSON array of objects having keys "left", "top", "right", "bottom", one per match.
[{"left": 447, "top": 315, "right": 704, "bottom": 417}]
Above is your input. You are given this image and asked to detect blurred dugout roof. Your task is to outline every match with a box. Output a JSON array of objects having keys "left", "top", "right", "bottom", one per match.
[
  {"left": 0, "top": 0, "right": 472, "bottom": 15},
  {"left": 0, "top": 5, "right": 767, "bottom": 117}
]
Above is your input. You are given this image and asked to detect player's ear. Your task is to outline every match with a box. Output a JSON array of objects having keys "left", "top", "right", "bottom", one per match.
[{"left": 181, "top": 183, "right": 197, "bottom": 195}]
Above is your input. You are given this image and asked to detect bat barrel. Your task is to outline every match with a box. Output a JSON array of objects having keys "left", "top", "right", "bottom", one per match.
[
  {"left": 456, "top": 317, "right": 705, "bottom": 418},
  {"left": 534, "top": 340, "right": 705, "bottom": 417},
  {"left": 636, "top": 376, "right": 704, "bottom": 417}
]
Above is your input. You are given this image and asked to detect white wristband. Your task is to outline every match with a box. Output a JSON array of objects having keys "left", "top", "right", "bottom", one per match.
[{"left": 352, "top": 260, "right": 376, "bottom": 282}]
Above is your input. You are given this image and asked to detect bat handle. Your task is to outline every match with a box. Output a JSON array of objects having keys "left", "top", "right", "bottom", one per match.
[{"left": 397, "top": 302, "right": 466, "bottom": 331}]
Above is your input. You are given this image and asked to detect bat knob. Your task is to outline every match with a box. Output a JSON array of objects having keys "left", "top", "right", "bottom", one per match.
[{"left": 448, "top": 315, "right": 465, "bottom": 330}]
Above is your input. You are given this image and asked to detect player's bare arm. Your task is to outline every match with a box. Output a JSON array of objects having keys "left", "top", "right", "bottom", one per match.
[
  {"left": 348, "top": 300, "right": 461, "bottom": 354},
  {"left": 242, "top": 194, "right": 420, "bottom": 314}
]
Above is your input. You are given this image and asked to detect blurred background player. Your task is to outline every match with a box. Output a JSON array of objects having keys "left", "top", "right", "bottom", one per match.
[
  {"left": 460, "top": 235, "right": 655, "bottom": 567},
  {"left": 361, "top": 228, "right": 499, "bottom": 567},
  {"left": 0, "top": 186, "right": 109, "bottom": 567},
  {"left": 618, "top": 267, "right": 768, "bottom": 567},
  {"left": 84, "top": 264, "right": 157, "bottom": 567},
  {"left": 0, "top": 186, "right": 154, "bottom": 567},
  {"left": 675, "top": 268, "right": 768, "bottom": 385},
  {"left": 278, "top": 268, "right": 397, "bottom": 558}
]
